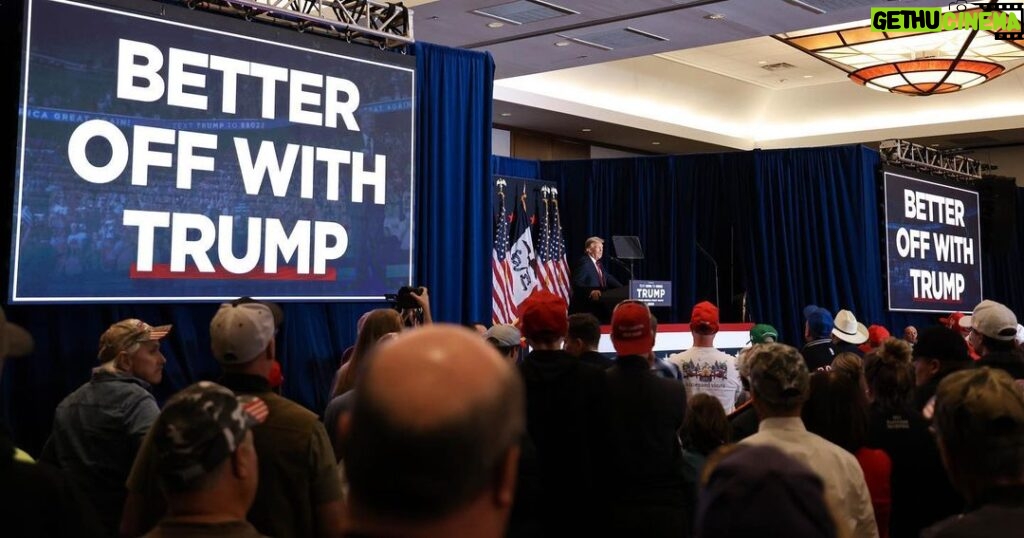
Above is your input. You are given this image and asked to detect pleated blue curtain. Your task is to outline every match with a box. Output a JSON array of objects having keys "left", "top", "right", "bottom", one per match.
[
  {"left": 492, "top": 155, "right": 541, "bottom": 179},
  {"left": 542, "top": 154, "right": 754, "bottom": 322}
]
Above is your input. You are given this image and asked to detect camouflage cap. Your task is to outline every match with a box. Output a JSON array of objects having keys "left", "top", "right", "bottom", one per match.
[
  {"left": 153, "top": 381, "right": 268, "bottom": 489},
  {"left": 747, "top": 343, "right": 810, "bottom": 408}
]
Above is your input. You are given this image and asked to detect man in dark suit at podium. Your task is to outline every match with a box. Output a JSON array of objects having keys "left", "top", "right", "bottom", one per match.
[{"left": 572, "top": 236, "right": 624, "bottom": 321}]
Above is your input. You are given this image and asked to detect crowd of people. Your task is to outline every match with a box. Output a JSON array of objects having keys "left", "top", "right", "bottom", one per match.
[{"left": 2, "top": 288, "right": 1024, "bottom": 538}]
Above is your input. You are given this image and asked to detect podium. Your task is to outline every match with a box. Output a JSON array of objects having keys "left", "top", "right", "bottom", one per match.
[{"left": 575, "top": 280, "right": 672, "bottom": 322}]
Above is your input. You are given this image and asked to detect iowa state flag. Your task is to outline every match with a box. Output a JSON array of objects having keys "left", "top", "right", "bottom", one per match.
[{"left": 507, "top": 191, "right": 538, "bottom": 307}]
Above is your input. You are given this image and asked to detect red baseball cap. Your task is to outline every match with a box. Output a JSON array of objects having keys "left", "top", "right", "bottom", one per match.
[
  {"left": 939, "top": 312, "right": 965, "bottom": 329},
  {"left": 690, "top": 301, "right": 720, "bottom": 334},
  {"left": 611, "top": 302, "right": 654, "bottom": 356},
  {"left": 519, "top": 290, "right": 568, "bottom": 340}
]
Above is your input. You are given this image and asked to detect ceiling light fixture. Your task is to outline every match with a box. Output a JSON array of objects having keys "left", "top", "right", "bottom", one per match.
[
  {"left": 776, "top": 6, "right": 1024, "bottom": 96},
  {"left": 555, "top": 40, "right": 571, "bottom": 47},
  {"left": 581, "top": 128, "right": 592, "bottom": 132},
  {"left": 487, "top": 21, "right": 505, "bottom": 28},
  {"left": 652, "top": 141, "right": 661, "bottom": 145},
  {"left": 703, "top": 13, "right": 726, "bottom": 20},
  {"left": 500, "top": 112, "right": 512, "bottom": 117}
]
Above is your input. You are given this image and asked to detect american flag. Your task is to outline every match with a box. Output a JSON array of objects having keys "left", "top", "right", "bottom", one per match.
[
  {"left": 535, "top": 188, "right": 571, "bottom": 303},
  {"left": 550, "top": 189, "right": 573, "bottom": 300},
  {"left": 534, "top": 188, "right": 557, "bottom": 295},
  {"left": 491, "top": 180, "right": 517, "bottom": 324}
]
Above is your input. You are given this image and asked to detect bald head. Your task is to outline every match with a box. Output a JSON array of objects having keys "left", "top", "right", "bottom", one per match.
[
  {"left": 362, "top": 325, "right": 515, "bottom": 430},
  {"left": 346, "top": 325, "right": 525, "bottom": 522}
]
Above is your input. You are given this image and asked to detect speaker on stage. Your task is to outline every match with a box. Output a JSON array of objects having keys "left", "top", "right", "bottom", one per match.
[{"left": 978, "top": 176, "right": 1017, "bottom": 255}]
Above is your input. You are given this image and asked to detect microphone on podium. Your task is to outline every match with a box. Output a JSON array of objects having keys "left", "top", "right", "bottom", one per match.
[{"left": 695, "top": 242, "right": 719, "bottom": 307}]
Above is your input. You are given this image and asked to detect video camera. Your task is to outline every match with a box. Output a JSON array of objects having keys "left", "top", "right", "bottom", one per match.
[{"left": 386, "top": 285, "right": 424, "bottom": 310}]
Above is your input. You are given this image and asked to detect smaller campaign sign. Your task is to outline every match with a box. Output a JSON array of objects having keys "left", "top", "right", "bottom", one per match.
[
  {"left": 883, "top": 169, "right": 982, "bottom": 313},
  {"left": 630, "top": 280, "right": 673, "bottom": 307}
]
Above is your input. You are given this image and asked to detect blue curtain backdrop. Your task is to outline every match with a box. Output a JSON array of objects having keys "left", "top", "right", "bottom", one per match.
[
  {"left": 0, "top": 42, "right": 495, "bottom": 455},
  {"left": 541, "top": 146, "right": 1015, "bottom": 346},
  {"left": 541, "top": 154, "right": 754, "bottom": 323}
]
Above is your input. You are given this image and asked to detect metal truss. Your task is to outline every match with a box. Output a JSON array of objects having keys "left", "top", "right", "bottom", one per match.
[
  {"left": 879, "top": 139, "right": 987, "bottom": 181},
  {"left": 184, "top": 0, "right": 414, "bottom": 49}
]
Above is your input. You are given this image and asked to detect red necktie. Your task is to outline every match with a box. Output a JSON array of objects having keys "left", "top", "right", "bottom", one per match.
[{"left": 595, "top": 261, "right": 605, "bottom": 287}]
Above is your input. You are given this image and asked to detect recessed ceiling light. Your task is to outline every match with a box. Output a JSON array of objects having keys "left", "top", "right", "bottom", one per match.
[
  {"left": 555, "top": 41, "right": 571, "bottom": 47},
  {"left": 703, "top": 13, "right": 726, "bottom": 20},
  {"left": 500, "top": 112, "right": 512, "bottom": 117},
  {"left": 581, "top": 128, "right": 592, "bottom": 132},
  {"left": 758, "top": 60, "right": 768, "bottom": 65},
  {"left": 803, "top": 75, "right": 814, "bottom": 78},
  {"left": 652, "top": 141, "right": 661, "bottom": 145},
  {"left": 487, "top": 21, "right": 504, "bottom": 28}
]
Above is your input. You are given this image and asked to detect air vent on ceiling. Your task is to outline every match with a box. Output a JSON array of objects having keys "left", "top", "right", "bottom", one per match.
[
  {"left": 782, "top": 0, "right": 898, "bottom": 15},
  {"left": 561, "top": 27, "right": 668, "bottom": 51},
  {"left": 473, "top": 0, "right": 578, "bottom": 25},
  {"left": 761, "top": 62, "right": 797, "bottom": 72}
]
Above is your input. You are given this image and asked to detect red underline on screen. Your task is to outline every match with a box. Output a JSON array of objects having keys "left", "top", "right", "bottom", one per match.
[{"left": 129, "top": 264, "right": 336, "bottom": 281}]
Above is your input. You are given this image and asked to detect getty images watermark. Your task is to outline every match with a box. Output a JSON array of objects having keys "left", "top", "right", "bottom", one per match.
[{"left": 871, "top": 2, "right": 1024, "bottom": 40}]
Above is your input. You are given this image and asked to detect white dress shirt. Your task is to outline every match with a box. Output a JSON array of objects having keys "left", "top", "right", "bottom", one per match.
[{"left": 741, "top": 417, "right": 880, "bottom": 538}]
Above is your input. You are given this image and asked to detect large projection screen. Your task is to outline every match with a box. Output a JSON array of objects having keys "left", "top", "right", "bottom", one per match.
[
  {"left": 883, "top": 168, "right": 982, "bottom": 313},
  {"left": 11, "top": 0, "right": 415, "bottom": 303}
]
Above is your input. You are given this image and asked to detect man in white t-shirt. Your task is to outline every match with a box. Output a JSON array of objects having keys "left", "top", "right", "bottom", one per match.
[{"left": 668, "top": 301, "right": 743, "bottom": 413}]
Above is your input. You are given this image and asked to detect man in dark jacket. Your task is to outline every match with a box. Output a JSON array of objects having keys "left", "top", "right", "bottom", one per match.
[
  {"left": 518, "top": 290, "right": 609, "bottom": 536},
  {"left": 565, "top": 313, "right": 614, "bottom": 369},
  {"left": 924, "top": 367, "right": 1024, "bottom": 538},
  {"left": 801, "top": 305, "right": 836, "bottom": 371},
  {"left": 960, "top": 300, "right": 1024, "bottom": 379},
  {"left": 604, "top": 300, "right": 690, "bottom": 538}
]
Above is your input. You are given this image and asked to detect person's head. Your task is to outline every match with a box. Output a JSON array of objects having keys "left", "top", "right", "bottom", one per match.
[
  {"left": 697, "top": 444, "right": 842, "bottom": 538},
  {"left": 97, "top": 318, "right": 171, "bottom": 385},
  {"left": 860, "top": 325, "right": 891, "bottom": 352},
  {"left": 0, "top": 306, "right": 34, "bottom": 384},
  {"left": 151, "top": 382, "right": 264, "bottom": 517},
  {"left": 584, "top": 236, "right": 604, "bottom": 260},
  {"left": 961, "top": 300, "right": 1019, "bottom": 357},
  {"left": 355, "top": 309, "right": 405, "bottom": 361},
  {"left": 803, "top": 305, "right": 834, "bottom": 342},
  {"left": 565, "top": 313, "right": 601, "bottom": 357},
  {"left": 940, "top": 312, "right": 970, "bottom": 336},
  {"left": 344, "top": 325, "right": 525, "bottom": 536},
  {"left": 519, "top": 291, "right": 568, "bottom": 349},
  {"left": 690, "top": 301, "right": 720, "bottom": 345},
  {"left": 681, "top": 393, "right": 730, "bottom": 456},
  {"left": 903, "top": 325, "right": 918, "bottom": 344},
  {"left": 210, "top": 302, "right": 276, "bottom": 377},
  {"left": 933, "top": 367, "right": 1024, "bottom": 503},
  {"left": 483, "top": 324, "right": 521, "bottom": 364},
  {"left": 912, "top": 326, "right": 972, "bottom": 387},
  {"left": 803, "top": 370, "right": 869, "bottom": 454},
  {"left": 831, "top": 309, "right": 868, "bottom": 346},
  {"left": 746, "top": 343, "right": 810, "bottom": 418},
  {"left": 864, "top": 338, "right": 914, "bottom": 411},
  {"left": 611, "top": 301, "right": 655, "bottom": 361},
  {"left": 749, "top": 323, "right": 778, "bottom": 345}
]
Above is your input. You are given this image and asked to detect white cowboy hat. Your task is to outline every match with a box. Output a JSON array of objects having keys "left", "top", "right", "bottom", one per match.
[{"left": 832, "top": 309, "right": 868, "bottom": 345}]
